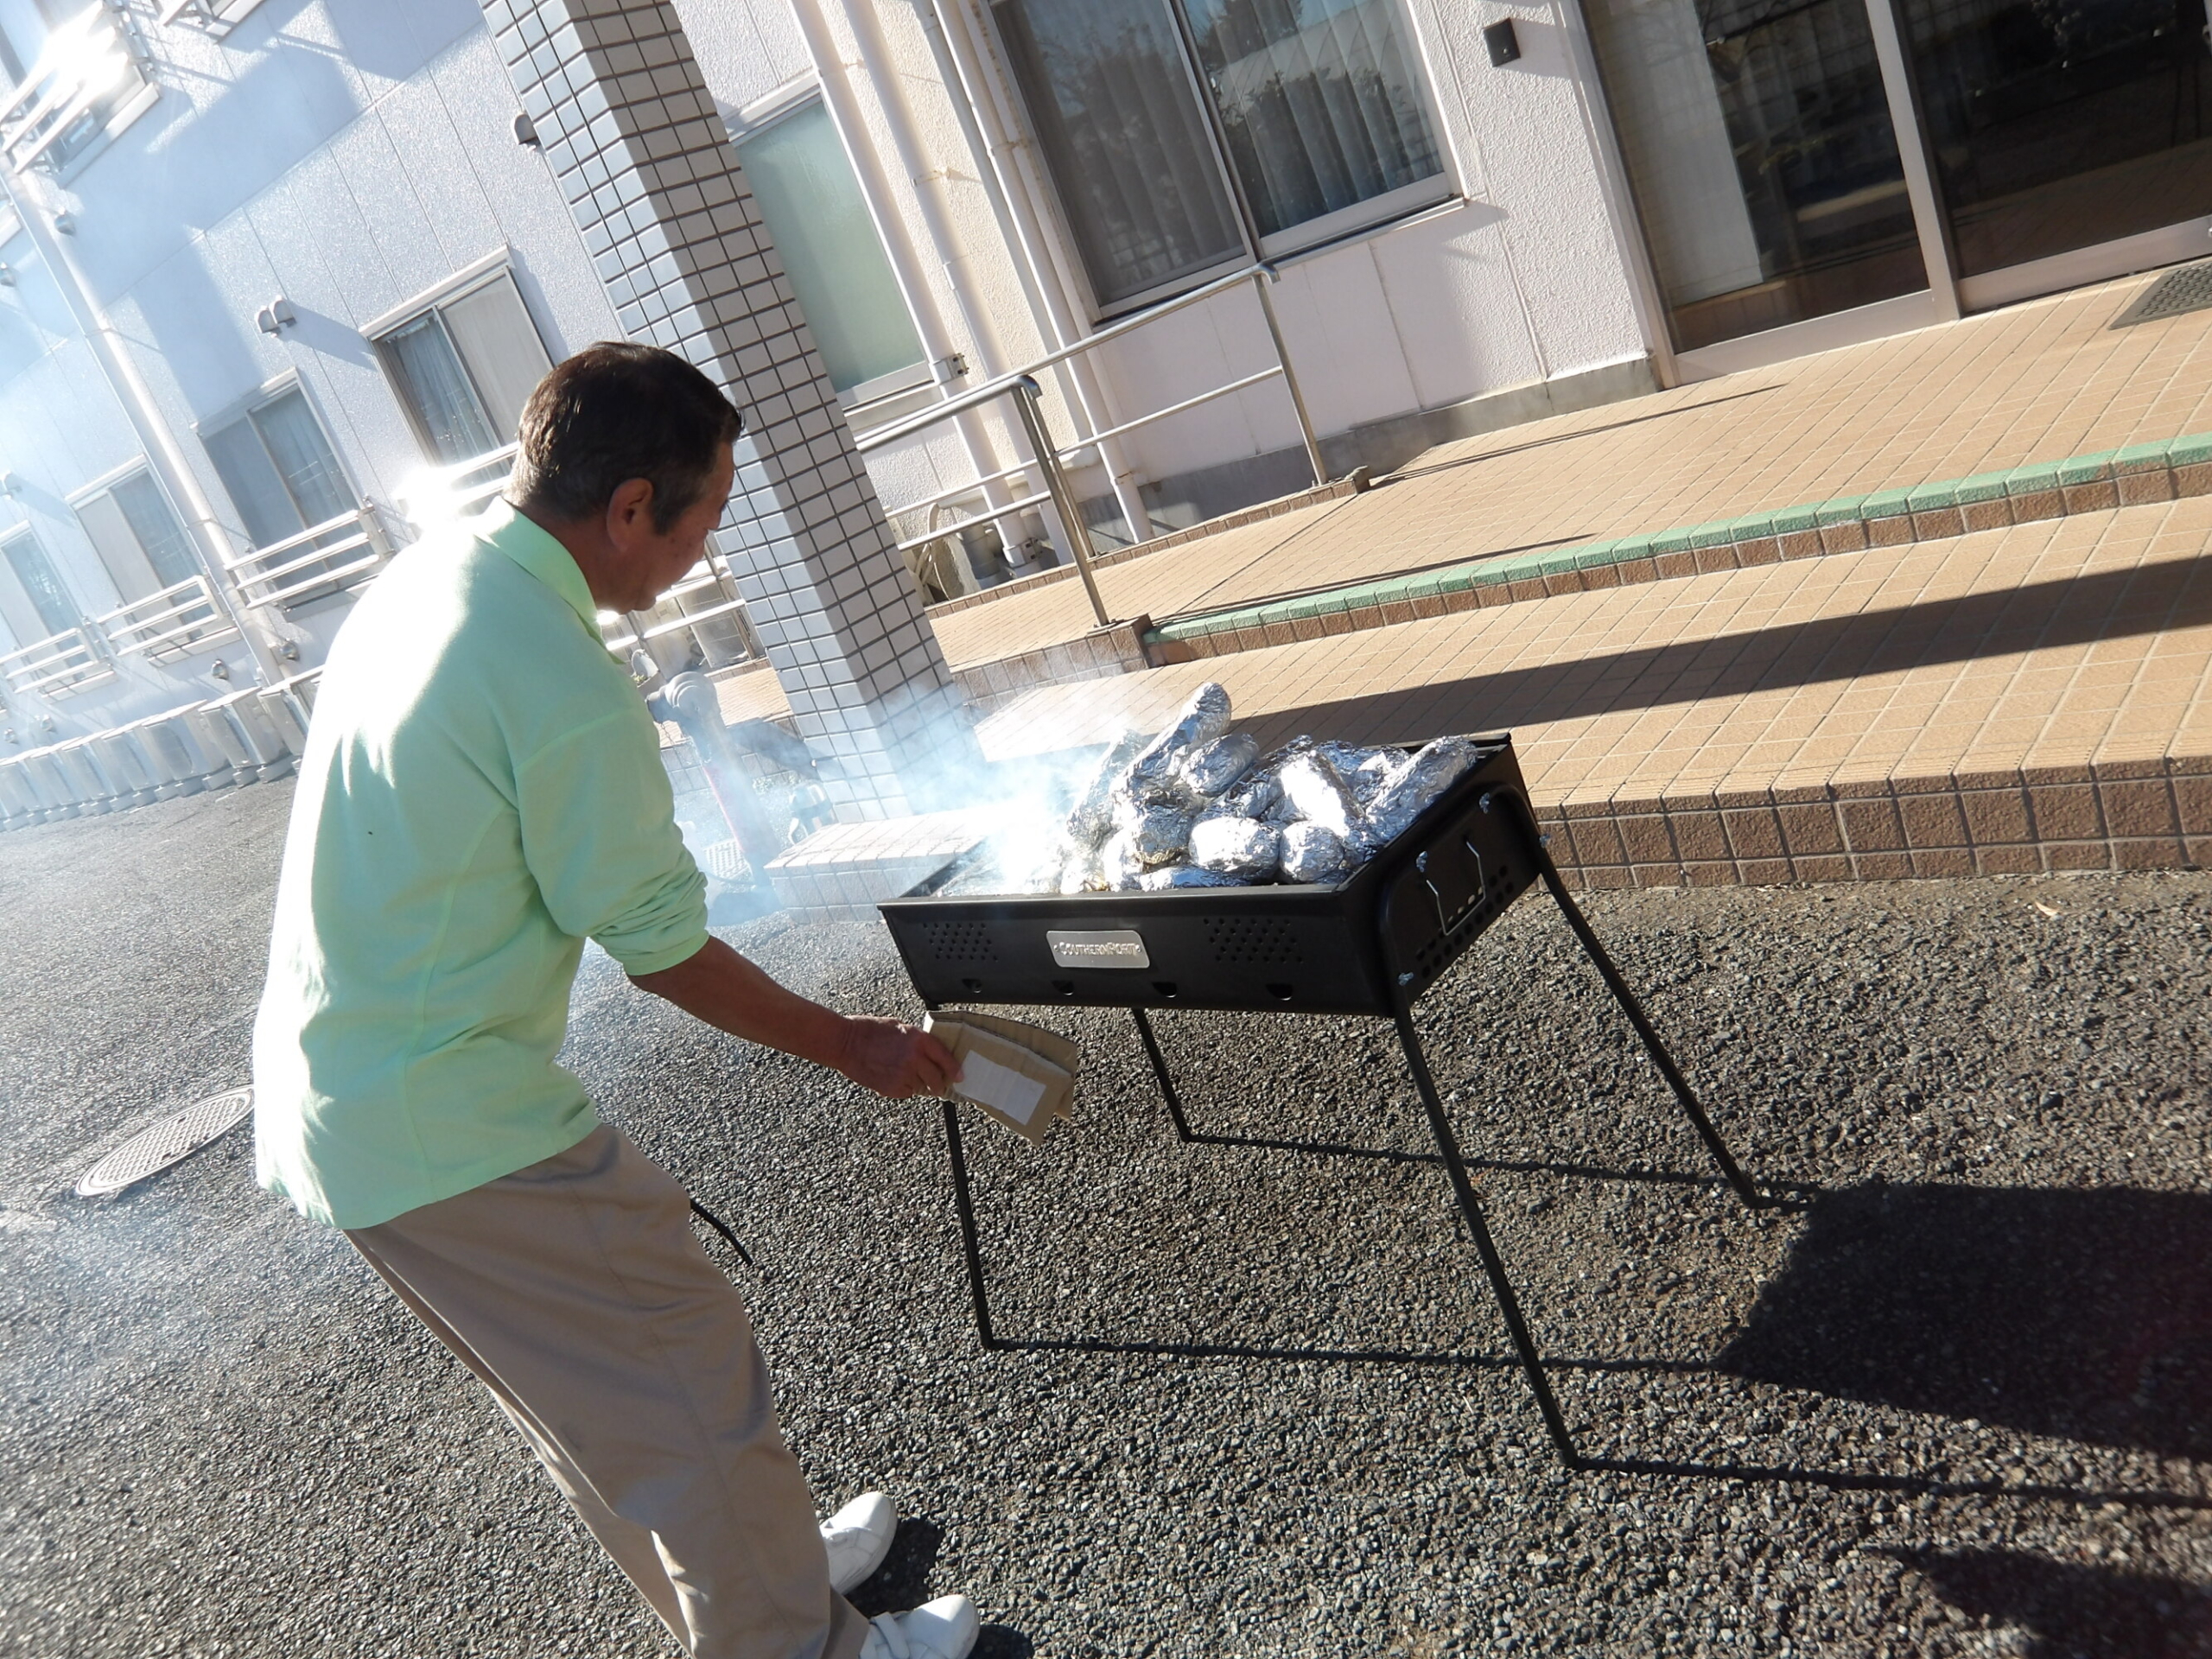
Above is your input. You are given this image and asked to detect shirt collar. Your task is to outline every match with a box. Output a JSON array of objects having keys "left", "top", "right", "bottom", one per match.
[{"left": 478, "top": 499, "right": 603, "bottom": 638}]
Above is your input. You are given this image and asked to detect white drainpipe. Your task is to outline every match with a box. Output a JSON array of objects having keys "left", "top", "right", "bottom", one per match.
[
  {"left": 2, "top": 175, "right": 281, "bottom": 685},
  {"left": 910, "top": 0, "right": 1154, "bottom": 546},
  {"left": 785, "top": 0, "right": 1027, "bottom": 571}
]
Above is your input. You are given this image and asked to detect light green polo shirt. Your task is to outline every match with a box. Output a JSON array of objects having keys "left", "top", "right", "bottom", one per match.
[{"left": 252, "top": 501, "right": 709, "bottom": 1229}]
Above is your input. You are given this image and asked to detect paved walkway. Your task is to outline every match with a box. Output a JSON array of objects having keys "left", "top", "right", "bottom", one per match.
[{"left": 931, "top": 269, "right": 2212, "bottom": 671}]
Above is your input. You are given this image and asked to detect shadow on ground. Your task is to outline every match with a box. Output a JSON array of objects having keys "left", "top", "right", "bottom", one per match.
[
  {"left": 1892, "top": 1547, "right": 2212, "bottom": 1658},
  {"left": 1718, "top": 1181, "right": 2212, "bottom": 1459}
]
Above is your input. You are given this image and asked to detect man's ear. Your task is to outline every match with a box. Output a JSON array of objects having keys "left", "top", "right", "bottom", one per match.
[{"left": 604, "top": 477, "right": 656, "bottom": 547}]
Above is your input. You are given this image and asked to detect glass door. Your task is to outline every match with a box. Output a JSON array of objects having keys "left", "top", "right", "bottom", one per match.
[
  {"left": 1582, "top": 0, "right": 1930, "bottom": 351},
  {"left": 1893, "top": 0, "right": 2212, "bottom": 280}
]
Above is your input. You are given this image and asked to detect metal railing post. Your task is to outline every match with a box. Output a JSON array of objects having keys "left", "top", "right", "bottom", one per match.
[
  {"left": 1007, "top": 377, "right": 1111, "bottom": 630},
  {"left": 1250, "top": 268, "right": 1328, "bottom": 490}
]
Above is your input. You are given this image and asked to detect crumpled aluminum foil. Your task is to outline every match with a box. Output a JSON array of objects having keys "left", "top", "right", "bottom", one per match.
[
  {"left": 1098, "top": 830, "right": 1145, "bottom": 891},
  {"left": 1280, "top": 822, "right": 1353, "bottom": 885},
  {"left": 1065, "top": 729, "right": 1149, "bottom": 848},
  {"left": 1058, "top": 842, "right": 1103, "bottom": 894},
  {"left": 1122, "top": 682, "right": 1232, "bottom": 804},
  {"left": 1176, "top": 731, "right": 1259, "bottom": 803},
  {"left": 1276, "top": 751, "right": 1361, "bottom": 838},
  {"left": 1198, "top": 766, "right": 1283, "bottom": 824},
  {"left": 1131, "top": 805, "right": 1192, "bottom": 867},
  {"left": 1188, "top": 815, "right": 1282, "bottom": 880},
  {"left": 1363, "top": 734, "right": 1484, "bottom": 844},
  {"left": 1139, "top": 863, "right": 1242, "bottom": 890}
]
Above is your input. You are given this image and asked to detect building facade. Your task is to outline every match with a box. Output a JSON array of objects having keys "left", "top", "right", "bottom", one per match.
[{"left": 0, "top": 0, "right": 2202, "bottom": 805}]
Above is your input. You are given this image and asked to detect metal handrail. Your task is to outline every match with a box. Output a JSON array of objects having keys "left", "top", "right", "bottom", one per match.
[
  {"left": 851, "top": 260, "right": 1329, "bottom": 627},
  {"left": 223, "top": 505, "right": 391, "bottom": 610},
  {"left": 0, "top": 626, "right": 115, "bottom": 697},
  {"left": 93, "top": 575, "right": 238, "bottom": 661}
]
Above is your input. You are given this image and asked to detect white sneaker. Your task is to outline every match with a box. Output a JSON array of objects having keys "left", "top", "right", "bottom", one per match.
[
  {"left": 821, "top": 1491, "right": 898, "bottom": 1595},
  {"left": 857, "top": 1595, "right": 981, "bottom": 1659}
]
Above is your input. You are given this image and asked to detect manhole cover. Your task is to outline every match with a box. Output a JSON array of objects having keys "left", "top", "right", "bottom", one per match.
[
  {"left": 2113, "top": 261, "right": 2212, "bottom": 327},
  {"left": 76, "top": 1086, "right": 252, "bottom": 1198}
]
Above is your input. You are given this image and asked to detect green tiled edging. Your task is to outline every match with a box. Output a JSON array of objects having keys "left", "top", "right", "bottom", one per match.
[{"left": 1141, "top": 431, "right": 2212, "bottom": 658}]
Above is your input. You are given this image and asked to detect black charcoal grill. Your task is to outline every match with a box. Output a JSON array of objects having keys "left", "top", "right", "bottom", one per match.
[{"left": 880, "top": 734, "right": 1771, "bottom": 1470}]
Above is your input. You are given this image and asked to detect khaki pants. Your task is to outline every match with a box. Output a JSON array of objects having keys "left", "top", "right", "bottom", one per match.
[{"left": 347, "top": 1124, "right": 868, "bottom": 1659}]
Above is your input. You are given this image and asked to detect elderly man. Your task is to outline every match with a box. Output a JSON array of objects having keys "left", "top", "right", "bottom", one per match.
[{"left": 253, "top": 343, "right": 976, "bottom": 1659}]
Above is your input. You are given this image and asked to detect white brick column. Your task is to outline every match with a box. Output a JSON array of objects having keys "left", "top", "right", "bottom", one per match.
[{"left": 481, "top": 0, "right": 978, "bottom": 818}]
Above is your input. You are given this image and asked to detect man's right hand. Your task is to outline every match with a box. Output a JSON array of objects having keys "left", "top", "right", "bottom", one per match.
[{"left": 834, "top": 1015, "right": 960, "bottom": 1100}]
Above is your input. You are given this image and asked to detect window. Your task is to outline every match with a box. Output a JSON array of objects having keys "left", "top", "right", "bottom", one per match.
[
  {"left": 372, "top": 268, "right": 552, "bottom": 466},
  {"left": 201, "top": 386, "right": 355, "bottom": 548},
  {"left": 0, "top": 526, "right": 77, "bottom": 640},
  {"left": 992, "top": 0, "right": 1450, "bottom": 308},
  {"left": 735, "top": 99, "right": 927, "bottom": 396},
  {"left": 75, "top": 467, "right": 196, "bottom": 600}
]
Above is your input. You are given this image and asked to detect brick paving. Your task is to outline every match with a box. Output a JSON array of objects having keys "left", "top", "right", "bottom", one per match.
[{"left": 971, "top": 496, "right": 2212, "bottom": 887}]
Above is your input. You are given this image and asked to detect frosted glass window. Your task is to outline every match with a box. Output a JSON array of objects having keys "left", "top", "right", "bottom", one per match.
[
  {"left": 3, "top": 530, "right": 75, "bottom": 636},
  {"left": 443, "top": 274, "right": 551, "bottom": 436},
  {"left": 737, "top": 100, "right": 925, "bottom": 392}
]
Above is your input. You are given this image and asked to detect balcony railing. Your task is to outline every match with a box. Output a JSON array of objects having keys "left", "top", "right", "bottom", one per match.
[
  {"left": 225, "top": 505, "right": 393, "bottom": 611},
  {"left": 0, "top": 4, "right": 150, "bottom": 174},
  {"left": 397, "top": 442, "right": 519, "bottom": 533},
  {"left": 0, "top": 626, "right": 114, "bottom": 697},
  {"left": 92, "top": 575, "right": 237, "bottom": 661}
]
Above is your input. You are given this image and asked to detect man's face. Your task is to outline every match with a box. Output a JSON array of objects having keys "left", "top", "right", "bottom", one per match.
[{"left": 604, "top": 446, "right": 737, "bottom": 613}]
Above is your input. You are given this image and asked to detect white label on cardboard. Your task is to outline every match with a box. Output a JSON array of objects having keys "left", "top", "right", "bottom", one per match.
[{"left": 956, "top": 1052, "right": 1049, "bottom": 1125}]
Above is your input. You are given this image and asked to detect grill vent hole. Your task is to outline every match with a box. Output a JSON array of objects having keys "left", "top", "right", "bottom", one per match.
[
  {"left": 1205, "top": 917, "right": 1305, "bottom": 965},
  {"left": 921, "top": 920, "right": 999, "bottom": 963}
]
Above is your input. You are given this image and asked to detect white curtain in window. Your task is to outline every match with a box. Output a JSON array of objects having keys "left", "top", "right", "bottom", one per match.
[
  {"left": 3, "top": 533, "right": 77, "bottom": 637},
  {"left": 995, "top": 0, "right": 1246, "bottom": 303},
  {"left": 251, "top": 391, "right": 356, "bottom": 527},
  {"left": 110, "top": 472, "right": 197, "bottom": 589},
  {"left": 1182, "top": 0, "right": 1445, "bottom": 238},
  {"left": 380, "top": 314, "right": 499, "bottom": 466}
]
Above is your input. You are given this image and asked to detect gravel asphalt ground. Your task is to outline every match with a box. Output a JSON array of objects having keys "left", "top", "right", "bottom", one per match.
[{"left": 2, "top": 779, "right": 2209, "bottom": 1657}]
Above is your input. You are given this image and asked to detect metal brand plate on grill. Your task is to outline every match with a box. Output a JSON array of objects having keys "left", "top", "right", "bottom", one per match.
[{"left": 1047, "top": 928, "right": 1150, "bottom": 969}]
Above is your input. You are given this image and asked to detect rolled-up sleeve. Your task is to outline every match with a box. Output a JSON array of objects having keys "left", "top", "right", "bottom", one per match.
[{"left": 516, "top": 701, "right": 710, "bottom": 976}]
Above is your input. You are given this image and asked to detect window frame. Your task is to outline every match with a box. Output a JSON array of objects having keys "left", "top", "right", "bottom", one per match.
[
  {"left": 986, "top": 0, "right": 1461, "bottom": 319},
  {"left": 729, "top": 89, "right": 933, "bottom": 404},
  {"left": 0, "top": 521, "right": 83, "bottom": 641},
  {"left": 362, "top": 251, "right": 554, "bottom": 469},
  {"left": 194, "top": 373, "right": 363, "bottom": 550},
  {"left": 67, "top": 459, "right": 196, "bottom": 601}
]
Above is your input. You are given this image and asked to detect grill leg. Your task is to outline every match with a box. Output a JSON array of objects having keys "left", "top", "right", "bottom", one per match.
[
  {"left": 942, "top": 1097, "right": 999, "bottom": 1349},
  {"left": 1132, "top": 1006, "right": 1196, "bottom": 1141},
  {"left": 1485, "top": 790, "right": 1770, "bottom": 1211},
  {"left": 1395, "top": 1007, "right": 1582, "bottom": 1471}
]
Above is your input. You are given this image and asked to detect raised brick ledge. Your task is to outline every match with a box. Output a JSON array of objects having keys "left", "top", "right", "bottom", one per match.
[
  {"left": 1534, "top": 755, "right": 2212, "bottom": 892},
  {"left": 1146, "top": 441, "right": 2212, "bottom": 667}
]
